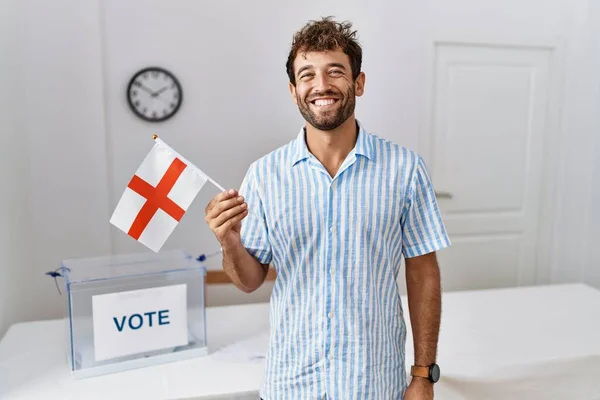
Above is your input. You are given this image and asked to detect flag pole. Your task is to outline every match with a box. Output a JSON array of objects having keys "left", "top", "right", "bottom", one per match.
[{"left": 153, "top": 134, "right": 226, "bottom": 192}]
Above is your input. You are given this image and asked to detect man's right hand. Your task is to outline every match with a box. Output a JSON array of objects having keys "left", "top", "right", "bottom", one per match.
[
  {"left": 204, "top": 189, "right": 248, "bottom": 250},
  {"left": 205, "top": 188, "right": 269, "bottom": 293}
]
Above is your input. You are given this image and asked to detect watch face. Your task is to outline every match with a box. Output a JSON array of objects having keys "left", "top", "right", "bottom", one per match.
[
  {"left": 127, "top": 67, "right": 182, "bottom": 122},
  {"left": 430, "top": 364, "right": 440, "bottom": 382}
]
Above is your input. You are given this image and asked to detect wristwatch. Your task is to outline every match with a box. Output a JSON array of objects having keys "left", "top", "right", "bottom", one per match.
[{"left": 410, "top": 363, "right": 440, "bottom": 383}]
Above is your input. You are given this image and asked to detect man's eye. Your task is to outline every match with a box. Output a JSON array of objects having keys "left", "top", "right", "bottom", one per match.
[
  {"left": 330, "top": 70, "right": 343, "bottom": 75},
  {"left": 300, "top": 73, "right": 313, "bottom": 79}
]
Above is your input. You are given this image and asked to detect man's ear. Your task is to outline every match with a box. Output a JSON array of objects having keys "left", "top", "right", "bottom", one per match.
[
  {"left": 354, "top": 72, "right": 366, "bottom": 97},
  {"left": 289, "top": 82, "right": 298, "bottom": 105}
]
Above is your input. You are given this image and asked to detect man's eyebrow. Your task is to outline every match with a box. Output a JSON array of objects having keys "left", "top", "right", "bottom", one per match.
[
  {"left": 328, "top": 63, "right": 346, "bottom": 70},
  {"left": 297, "top": 65, "right": 313, "bottom": 76},
  {"left": 296, "top": 63, "right": 347, "bottom": 76}
]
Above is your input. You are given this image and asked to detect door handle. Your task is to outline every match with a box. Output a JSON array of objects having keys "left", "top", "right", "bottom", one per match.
[{"left": 435, "top": 191, "right": 453, "bottom": 199}]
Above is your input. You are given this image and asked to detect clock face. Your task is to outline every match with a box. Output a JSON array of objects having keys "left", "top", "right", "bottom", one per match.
[{"left": 127, "top": 67, "right": 182, "bottom": 122}]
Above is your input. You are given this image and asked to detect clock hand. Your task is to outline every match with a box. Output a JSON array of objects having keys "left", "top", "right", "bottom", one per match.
[
  {"left": 136, "top": 84, "right": 154, "bottom": 96},
  {"left": 151, "top": 86, "right": 169, "bottom": 97},
  {"left": 152, "top": 95, "right": 170, "bottom": 106}
]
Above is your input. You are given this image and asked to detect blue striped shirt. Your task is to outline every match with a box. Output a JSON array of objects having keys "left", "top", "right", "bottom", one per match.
[{"left": 239, "top": 120, "right": 451, "bottom": 400}]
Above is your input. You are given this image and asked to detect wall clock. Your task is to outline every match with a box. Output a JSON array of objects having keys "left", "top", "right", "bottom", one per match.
[{"left": 126, "top": 67, "right": 183, "bottom": 122}]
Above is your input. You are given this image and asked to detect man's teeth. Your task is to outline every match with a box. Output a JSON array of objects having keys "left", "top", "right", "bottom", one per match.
[{"left": 314, "top": 99, "right": 336, "bottom": 106}]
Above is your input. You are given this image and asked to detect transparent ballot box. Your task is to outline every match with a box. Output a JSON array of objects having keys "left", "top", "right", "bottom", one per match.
[{"left": 59, "top": 249, "right": 207, "bottom": 379}]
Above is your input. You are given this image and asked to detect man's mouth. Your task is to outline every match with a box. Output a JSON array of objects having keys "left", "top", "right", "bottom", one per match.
[{"left": 310, "top": 98, "right": 339, "bottom": 107}]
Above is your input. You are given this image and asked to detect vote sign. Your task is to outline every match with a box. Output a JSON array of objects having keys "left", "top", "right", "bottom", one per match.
[{"left": 92, "top": 284, "right": 188, "bottom": 361}]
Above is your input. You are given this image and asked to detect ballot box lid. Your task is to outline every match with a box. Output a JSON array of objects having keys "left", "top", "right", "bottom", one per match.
[{"left": 59, "top": 249, "right": 205, "bottom": 284}]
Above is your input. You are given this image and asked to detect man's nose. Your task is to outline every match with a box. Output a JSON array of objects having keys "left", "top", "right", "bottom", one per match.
[{"left": 313, "top": 73, "right": 332, "bottom": 92}]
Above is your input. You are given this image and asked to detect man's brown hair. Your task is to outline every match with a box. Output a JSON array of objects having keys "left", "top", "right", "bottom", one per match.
[{"left": 286, "top": 16, "right": 362, "bottom": 86}]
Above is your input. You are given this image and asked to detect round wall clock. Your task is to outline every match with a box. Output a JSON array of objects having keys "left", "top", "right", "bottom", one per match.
[{"left": 126, "top": 67, "right": 183, "bottom": 122}]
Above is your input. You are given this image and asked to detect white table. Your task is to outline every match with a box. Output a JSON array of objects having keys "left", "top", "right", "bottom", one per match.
[{"left": 1, "top": 283, "right": 600, "bottom": 399}]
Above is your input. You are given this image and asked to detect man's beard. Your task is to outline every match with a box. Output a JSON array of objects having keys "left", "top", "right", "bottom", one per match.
[{"left": 297, "top": 86, "right": 355, "bottom": 131}]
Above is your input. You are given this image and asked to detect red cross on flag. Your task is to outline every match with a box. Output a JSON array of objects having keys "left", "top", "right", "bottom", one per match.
[{"left": 110, "top": 136, "right": 218, "bottom": 252}]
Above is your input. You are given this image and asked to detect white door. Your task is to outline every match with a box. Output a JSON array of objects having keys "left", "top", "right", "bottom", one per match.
[{"left": 425, "top": 42, "right": 553, "bottom": 291}]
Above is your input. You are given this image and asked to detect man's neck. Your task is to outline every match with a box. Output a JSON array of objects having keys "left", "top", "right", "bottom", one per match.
[{"left": 305, "top": 117, "right": 358, "bottom": 178}]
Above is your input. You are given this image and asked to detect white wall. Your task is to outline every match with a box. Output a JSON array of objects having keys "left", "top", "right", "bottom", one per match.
[
  {"left": 20, "top": 0, "right": 112, "bottom": 325},
  {"left": 2, "top": 0, "right": 600, "bottom": 335},
  {"left": 582, "top": 0, "right": 600, "bottom": 289},
  {"left": 548, "top": 0, "right": 600, "bottom": 284},
  {"left": 1, "top": 0, "right": 112, "bottom": 339},
  {"left": 0, "top": 0, "right": 31, "bottom": 338},
  {"left": 585, "top": 133, "right": 600, "bottom": 288}
]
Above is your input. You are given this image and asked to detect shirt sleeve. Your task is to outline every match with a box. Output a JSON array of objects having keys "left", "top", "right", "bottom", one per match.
[
  {"left": 238, "top": 163, "right": 273, "bottom": 265},
  {"left": 401, "top": 155, "right": 451, "bottom": 258}
]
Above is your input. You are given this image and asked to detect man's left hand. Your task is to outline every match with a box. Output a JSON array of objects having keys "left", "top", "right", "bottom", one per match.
[{"left": 405, "top": 377, "right": 434, "bottom": 400}]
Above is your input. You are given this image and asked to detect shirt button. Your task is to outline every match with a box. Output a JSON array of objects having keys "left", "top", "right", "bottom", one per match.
[
  {"left": 328, "top": 312, "right": 334, "bottom": 318},
  {"left": 329, "top": 353, "right": 333, "bottom": 360},
  {"left": 329, "top": 227, "right": 335, "bottom": 233}
]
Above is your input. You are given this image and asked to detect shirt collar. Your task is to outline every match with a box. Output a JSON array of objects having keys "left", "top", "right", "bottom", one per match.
[{"left": 290, "top": 119, "right": 374, "bottom": 168}]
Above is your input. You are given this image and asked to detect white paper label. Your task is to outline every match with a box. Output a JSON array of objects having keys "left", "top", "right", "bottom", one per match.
[{"left": 92, "top": 284, "right": 188, "bottom": 361}]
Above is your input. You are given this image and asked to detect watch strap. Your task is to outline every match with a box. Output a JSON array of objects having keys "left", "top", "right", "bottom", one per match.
[{"left": 410, "top": 365, "right": 430, "bottom": 379}]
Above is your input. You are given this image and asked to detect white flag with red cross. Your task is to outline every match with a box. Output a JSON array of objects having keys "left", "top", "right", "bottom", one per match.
[{"left": 110, "top": 136, "right": 223, "bottom": 252}]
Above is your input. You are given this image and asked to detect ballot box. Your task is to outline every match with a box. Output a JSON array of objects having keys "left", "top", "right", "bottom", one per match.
[{"left": 58, "top": 249, "right": 208, "bottom": 379}]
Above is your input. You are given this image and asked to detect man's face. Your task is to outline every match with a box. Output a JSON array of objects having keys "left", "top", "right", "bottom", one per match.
[{"left": 289, "top": 49, "right": 365, "bottom": 131}]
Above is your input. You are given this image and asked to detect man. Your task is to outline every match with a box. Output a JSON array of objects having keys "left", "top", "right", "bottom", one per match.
[{"left": 205, "top": 16, "right": 450, "bottom": 400}]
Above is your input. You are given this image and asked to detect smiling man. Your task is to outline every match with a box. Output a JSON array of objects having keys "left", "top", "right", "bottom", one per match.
[{"left": 204, "top": 16, "right": 451, "bottom": 400}]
